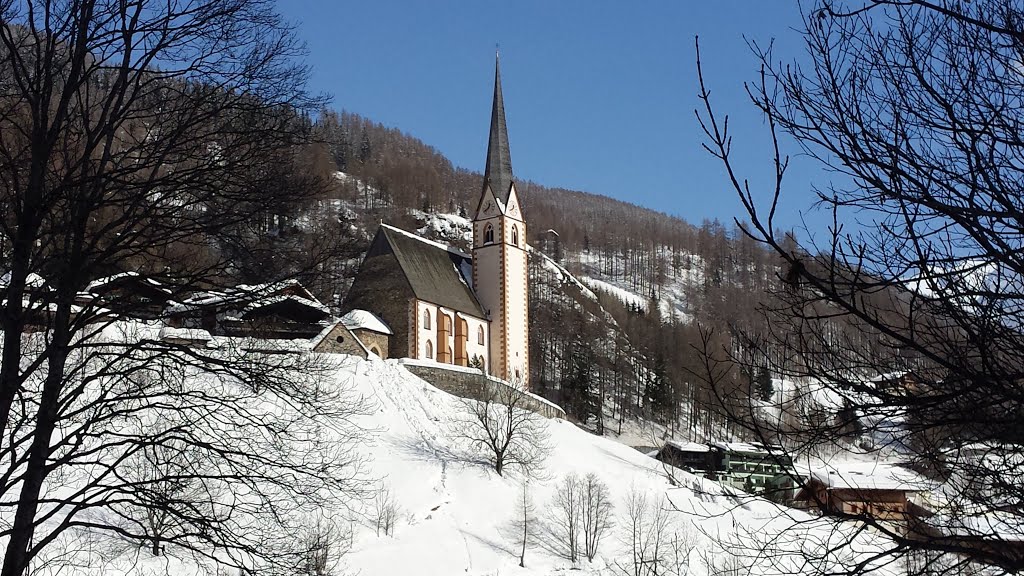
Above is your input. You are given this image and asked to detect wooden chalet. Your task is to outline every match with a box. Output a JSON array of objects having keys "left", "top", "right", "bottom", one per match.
[
  {"left": 793, "top": 463, "right": 925, "bottom": 525},
  {"left": 167, "top": 280, "right": 331, "bottom": 339},
  {"left": 82, "top": 272, "right": 172, "bottom": 319}
]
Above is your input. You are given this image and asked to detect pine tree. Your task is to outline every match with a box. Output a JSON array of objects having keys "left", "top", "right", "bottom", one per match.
[
  {"left": 562, "top": 341, "right": 599, "bottom": 425},
  {"left": 359, "top": 129, "right": 372, "bottom": 165},
  {"left": 644, "top": 353, "right": 673, "bottom": 421},
  {"left": 755, "top": 367, "right": 773, "bottom": 402}
]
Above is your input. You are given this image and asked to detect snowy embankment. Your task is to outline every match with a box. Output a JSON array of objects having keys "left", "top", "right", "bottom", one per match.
[{"left": 337, "top": 356, "right": 895, "bottom": 576}]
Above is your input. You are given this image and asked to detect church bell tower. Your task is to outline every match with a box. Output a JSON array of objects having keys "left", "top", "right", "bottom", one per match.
[{"left": 472, "top": 54, "right": 530, "bottom": 388}]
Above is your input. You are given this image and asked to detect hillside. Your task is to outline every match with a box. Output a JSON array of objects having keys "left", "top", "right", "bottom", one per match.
[
  {"left": 36, "top": 349, "right": 892, "bottom": 576},
  {"left": 299, "top": 108, "right": 785, "bottom": 444}
]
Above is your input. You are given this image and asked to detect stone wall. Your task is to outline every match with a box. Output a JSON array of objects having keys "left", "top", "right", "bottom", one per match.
[
  {"left": 353, "top": 328, "right": 389, "bottom": 358},
  {"left": 313, "top": 323, "right": 368, "bottom": 356},
  {"left": 342, "top": 246, "right": 414, "bottom": 359},
  {"left": 402, "top": 361, "right": 564, "bottom": 420}
]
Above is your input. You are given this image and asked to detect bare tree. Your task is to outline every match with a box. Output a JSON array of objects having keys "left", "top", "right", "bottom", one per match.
[
  {"left": 514, "top": 480, "right": 536, "bottom": 568},
  {"left": 696, "top": 0, "right": 1024, "bottom": 573},
  {"left": 552, "top": 473, "right": 582, "bottom": 564},
  {"left": 581, "top": 472, "right": 614, "bottom": 563},
  {"left": 300, "top": 516, "right": 351, "bottom": 576},
  {"left": 0, "top": 2, "right": 363, "bottom": 574},
  {"left": 372, "top": 484, "right": 400, "bottom": 537},
  {"left": 451, "top": 379, "right": 550, "bottom": 477},
  {"left": 616, "top": 488, "right": 691, "bottom": 576}
]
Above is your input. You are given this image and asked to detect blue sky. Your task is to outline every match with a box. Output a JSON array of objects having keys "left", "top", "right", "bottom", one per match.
[{"left": 275, "top": 1, "right": 830, "bottom": 232}]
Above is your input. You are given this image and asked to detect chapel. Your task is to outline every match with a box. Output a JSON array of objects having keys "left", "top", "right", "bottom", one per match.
[{"left": 342, "top": 56, "right": 530, "bottom": 387}]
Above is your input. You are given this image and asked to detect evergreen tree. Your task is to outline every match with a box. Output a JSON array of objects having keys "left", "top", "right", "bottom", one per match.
[
  {"left": 755, "top": 367, "right": 773, "bottom": 402},
  {"left": 644, "top": 353, "right": 673, "bottom": 421},
  {"left": 359, "top": 129, "right": 372, "bottom": 165},
  {"left": 562, "top": 341, "right": 599, "bottom": 425}
]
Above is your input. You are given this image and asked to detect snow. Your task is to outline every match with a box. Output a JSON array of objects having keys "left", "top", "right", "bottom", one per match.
[
  {"left": 665, "top": 440, "right": 712, "bottom": 453},
  {"left": 580, "top": 275, "right": 648, "bottom": 310},
  {"left": 86, "top": 271, "right": 171, "bottom": 293},
  {"left": 531, "top": 247, "right": 599, "bottom": 301},
  {"left": 381, "top": 223, "right": 470, "bottom": 259},
  {"left": 573, "top": 247, "right": 698, "bottom": 323},
  {"left": 414, "top": 210, "right": 474, "bottom": 246},
  {"left": 342, "top": 309, "right": 393, "bottom": 335},
  {"left": 336, "top": 357, "right": 895, "bottom": 576},
  {"left": 712, "top": 441, "right": 784, "bottom": 455},
  {"left": 0, "top": 271, "right": 48, "bottom": 290},
  {"left": 796, "top": 456, "right": 926, "bottom": 492},
  {"left": 158, "top": 326, "right": 213, "bottom": 342},
  {"left": 8, "top": 325, "right": 900, "bottom": 576}
]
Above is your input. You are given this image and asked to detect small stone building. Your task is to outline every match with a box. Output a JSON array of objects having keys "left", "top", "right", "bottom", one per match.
[{"left": 340, "top": 309, "right": 392, "bottom": 358}]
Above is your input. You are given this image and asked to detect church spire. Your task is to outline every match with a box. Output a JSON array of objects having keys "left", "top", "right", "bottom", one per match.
[{"left": 483, "top": 52, "right": 514, "bottom": 202}]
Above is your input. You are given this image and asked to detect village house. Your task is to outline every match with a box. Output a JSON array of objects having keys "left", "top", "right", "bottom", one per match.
[
  {"left": 342, "top": 55, "right": 531, "bottom": 388},
  {"left": 654, "top": 440, "right": 794, "bottom": 498},
  {"left": 793, "top": 461, "right": 926, "bottom": 526},
  {"left": 81, "top": 272, "right": 173, "bottom": 320},
  {"left": 165, "top": 279, "right": 332, "bottom": 341}
]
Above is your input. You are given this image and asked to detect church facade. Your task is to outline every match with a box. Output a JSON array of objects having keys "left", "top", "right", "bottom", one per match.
[{"left": 342, "top": 57, "right": 530, "bottom": 388}]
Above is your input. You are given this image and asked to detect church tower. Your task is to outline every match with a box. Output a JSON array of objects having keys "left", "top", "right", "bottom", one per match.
[{"left": 472, "top": 54, "right": 530, "bottom": 388}]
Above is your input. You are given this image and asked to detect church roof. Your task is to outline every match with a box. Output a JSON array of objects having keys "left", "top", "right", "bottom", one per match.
[
  {"left": 377, "top": 225, "right": 486, "bottom": 318},
  {"left": 483, "top": 53, "right": 514, "bottom": 205}
]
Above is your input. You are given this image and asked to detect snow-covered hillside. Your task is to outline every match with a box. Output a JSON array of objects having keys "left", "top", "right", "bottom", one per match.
[
  {"left": 16, "top": 336, "right": 898, "bottom": 576},
  {"left": 334, "top": 356, "right": 889, "bottom": 575}
]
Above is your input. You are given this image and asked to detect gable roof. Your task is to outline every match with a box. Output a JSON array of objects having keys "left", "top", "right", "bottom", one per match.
[
  {"left": 341, "top": 309, "right": 393, "bottom": 335},
  {"left": 482, "top": 53, "right": 514, "bottom": 206},
  {"left": 376, "top": 225, "right": 486, "bottom": 318}
]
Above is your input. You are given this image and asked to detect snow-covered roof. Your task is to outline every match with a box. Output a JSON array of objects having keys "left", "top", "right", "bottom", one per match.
[
  {"left": 242, "top": 294, "right": 331, "bottom": 317},
  {"left": 341, "top": 309, "right": 393, "bottom": 335},
  {"left": 86, "top": 271, "right": 171, "bottom": 294},
  {"left": 664, "top": 440, "right": 711, "bottom": 453},
  {"left": 166, "top": 279, "right": 325, "bottom": 315},
  {"left": 381, "top": 223, "right": 470, "bottom": 259},
  {"left": 800, "top": 459, "right": 926, "bottom": 492},
  {"left": 159, "top": 326, "right": 213, "bottom": 342},
  {"left": 712, "top": 441, "right": 783, "bottom": 454},
  {"left": 0, "top": 272, "right": 48, "bottom": 290}
]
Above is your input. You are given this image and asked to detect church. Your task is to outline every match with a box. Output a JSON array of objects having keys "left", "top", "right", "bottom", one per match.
[{"left": 342, "top": 57, "right": 531, "bottom": 388}]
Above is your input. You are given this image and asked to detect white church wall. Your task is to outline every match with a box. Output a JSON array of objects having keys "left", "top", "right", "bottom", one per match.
[
  {"left": 415, "top": 300, "right": 438, "bottom": 360},
  {"left": 460, "top": 312, "right": 489, "bottom": 371},
  {"left": 503, "top": 233, "right": 529, "bottom": 385},
  {"left": 414, "top": 300, "right": 489, "bottom": 371}
]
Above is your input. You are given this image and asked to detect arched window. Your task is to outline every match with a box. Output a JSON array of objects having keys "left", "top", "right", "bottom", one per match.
[
  {"left": 511, "top": 225, "right": 519, "bottom": 246},
  {"left": 369, "top": 345, "right": 382, "bottom": 357},
  {"left": 484, "top": 223, "right": 494, "bottom": 244},
  {"left": 425, "top": 340, "right": 433, "bottom": 359},
  {"left": 477, "top": 325, "right": 485, "bottom": 345},
  {"left": 423, "top": 309, "right": 431, "bottom": 330}
]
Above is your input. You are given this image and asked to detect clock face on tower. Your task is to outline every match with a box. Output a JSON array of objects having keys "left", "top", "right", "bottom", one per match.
[{"left": 484, "top": 200, "right": 493, "bottom": 212}]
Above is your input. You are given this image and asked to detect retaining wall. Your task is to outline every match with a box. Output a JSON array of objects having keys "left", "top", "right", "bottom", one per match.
[{"left": 401, "top": 360, "right": 565, "bottom": 420}]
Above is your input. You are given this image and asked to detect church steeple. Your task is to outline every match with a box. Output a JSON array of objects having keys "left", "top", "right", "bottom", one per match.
[
  {"left": 471, "top": 52, "right": 529, "bottom": 389},
  {"left": 483, "top": 52, "right": 514, "bottom": 203}
]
